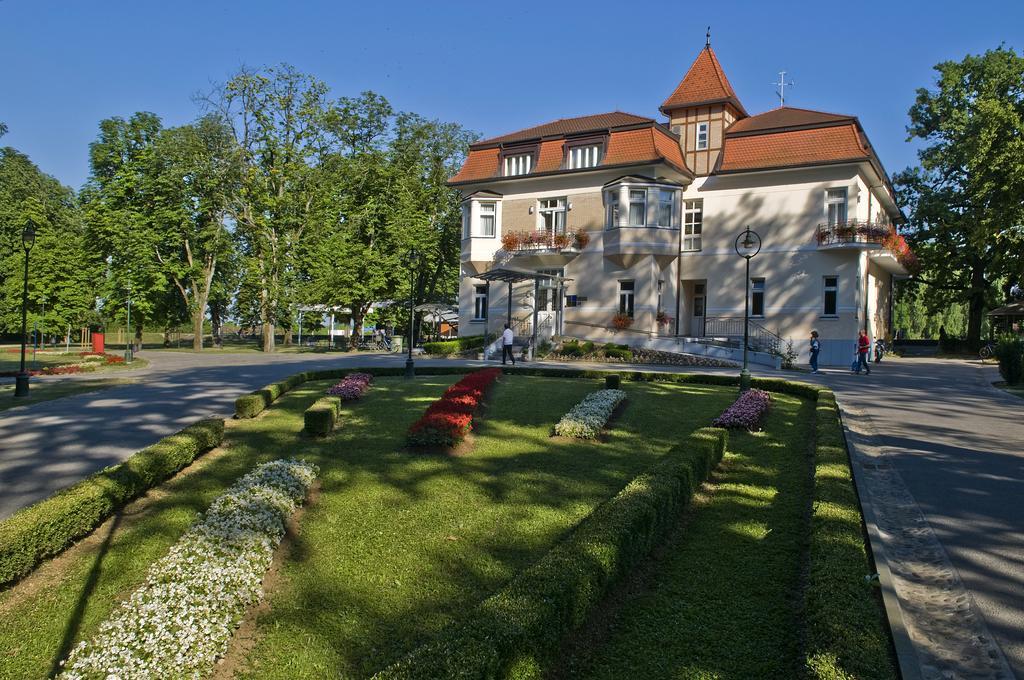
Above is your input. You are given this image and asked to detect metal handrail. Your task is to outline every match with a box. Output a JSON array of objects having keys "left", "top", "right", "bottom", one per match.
[{"left": 702, "top": 316, "right": 781, "bottom": 354}]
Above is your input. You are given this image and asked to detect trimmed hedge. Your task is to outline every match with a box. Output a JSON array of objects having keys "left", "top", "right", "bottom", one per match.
[
  {"left": 304, "top": 396, "right": 342, "bottom": 436},
  {"left": 803, "top": 390, "right": 898, "bottom": 679},
  {"left": 372, "top": 427, "right": 728, "bottom": 679},
  {"left": 604, "top": 374, "right": 621, "bottom": 390},
  {"left": 422, "top": 336, "right": 486, "bottom": 356},
  {"left": 0, "top": 418, "right": 224, "bottom": 587}
]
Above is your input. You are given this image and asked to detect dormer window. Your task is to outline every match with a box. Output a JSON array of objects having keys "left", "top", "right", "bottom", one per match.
[
  {"left": 696, "top": 122, "right": 709, "bottom": 150},
  {"left": 568, "top": 144, "right": 602, "bottom": 169},
  {"left": 503, "top": 153, "right": 533, "bottom": 176}
]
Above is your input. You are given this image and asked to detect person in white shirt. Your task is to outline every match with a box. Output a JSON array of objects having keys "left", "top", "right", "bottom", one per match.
[{"left": 501, "top": 324, "right": 515, "bottom": 365}]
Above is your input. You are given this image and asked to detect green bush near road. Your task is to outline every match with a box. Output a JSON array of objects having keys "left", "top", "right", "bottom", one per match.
[
  {"left": 0, "top": 418, "right": 223, "bottom": 587},
  {"left": 421, "top": 335, "right": 485, "bottom": 356},
  {"left": 995, "top": 335, "right": 1024, "bottom": 385}
]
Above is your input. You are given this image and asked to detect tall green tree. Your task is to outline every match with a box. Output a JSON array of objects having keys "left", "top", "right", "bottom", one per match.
[
  {"left": 207, "top": 64, "right": 330, "bottom": 352},
  {"left": 152, "top": 115, "right": 241, "bottom": 350},
  {"left": 0, "top": 147, "right": 98, "bottom": 336},
  {"left": 81, "top": 112, "right": 170, "bottom": 343},
  {"left": 894, "top": 46, "right": 1024, "bottom": 347}
]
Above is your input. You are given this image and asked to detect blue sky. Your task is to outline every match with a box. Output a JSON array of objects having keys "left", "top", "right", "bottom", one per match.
[{"left": 1, "top": 0, "right": 1020, "bottom": 190}]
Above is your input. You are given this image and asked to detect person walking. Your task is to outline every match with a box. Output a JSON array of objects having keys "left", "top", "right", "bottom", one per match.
[
  {"left": 809, "top": 330, "right": 821, "bottom": 374},
  {"left": 856, "top": 329, "right": 871, "bottom": 375},
  {"left": 502, "top": 323, "right": 516, "bottom": 365}
]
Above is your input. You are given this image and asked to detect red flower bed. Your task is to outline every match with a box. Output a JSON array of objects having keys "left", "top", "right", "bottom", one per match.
[{"left": 407, "top": 368, "right": 501, "bottom": 448}]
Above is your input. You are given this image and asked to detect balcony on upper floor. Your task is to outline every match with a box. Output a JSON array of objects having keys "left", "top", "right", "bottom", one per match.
[
  {"left": 497, "top": 229, "right": 590, "bottom": 267},
  {"left": 816, "top": 221, "right": 893, "bottom": 250}
]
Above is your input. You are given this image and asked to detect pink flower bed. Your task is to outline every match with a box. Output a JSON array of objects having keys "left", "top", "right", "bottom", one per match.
[
  {"left": 326, "top": 373, "right": 373, "bottom": 401},
  {"left": 712, "top": 388, "right": 771, "bottom": 431}
]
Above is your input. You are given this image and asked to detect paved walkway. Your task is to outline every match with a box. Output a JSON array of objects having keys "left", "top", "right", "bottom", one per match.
[{"left": 0, "top": 351, "right": 1021, "bottom": 677}]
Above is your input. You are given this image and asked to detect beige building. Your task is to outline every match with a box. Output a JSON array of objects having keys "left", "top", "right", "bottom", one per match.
[{"left": 451, "top": 42, "right": 911, "bottom": 366}]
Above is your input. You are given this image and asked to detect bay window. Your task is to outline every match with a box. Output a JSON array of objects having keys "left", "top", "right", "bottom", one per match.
[
  {"left": 658, "top": 190, "right": 674, "bottom": 226},
  {"left": 628, "top": 190, "right": 646, "bottom": 226},
  {"left": 479, "top": 202, "right": 496, "bottom": 236}
]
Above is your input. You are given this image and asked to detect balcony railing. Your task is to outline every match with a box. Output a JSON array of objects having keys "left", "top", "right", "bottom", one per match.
[
  {"left": 816, "top": 221, "right": 894, "bottom": 247},
  {"left": 500, "top": 229, "right": 590, "bottom": 254}
]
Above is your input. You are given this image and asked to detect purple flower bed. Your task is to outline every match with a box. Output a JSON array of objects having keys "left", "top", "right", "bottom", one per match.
[
  {"left": 326, "top": 373, "right": 373, "bottom": 401},
  {"left": 712, "top": 388, "right": 771, "bottom": 431}
]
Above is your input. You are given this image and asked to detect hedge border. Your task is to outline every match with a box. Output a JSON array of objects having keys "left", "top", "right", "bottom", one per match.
[
  {"left": 804, "top": 390, "right": 898, "bottom": 679},
  {"left": 304, "top": 396, "right": 342, "bottom": 436},
  {"left": 371, "top": 426, "right": 729, "bottom": 680},
  {"left": 0, "top": 418, "right": 224, "bottom": 588},
  {"left": 230, "top": 364, "right": 894, "bottom": 677}
]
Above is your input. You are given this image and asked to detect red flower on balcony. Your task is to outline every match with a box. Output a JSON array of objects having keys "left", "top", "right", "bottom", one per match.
[{"left": 612, "top": 313, "right": 634, "bottom": 330}]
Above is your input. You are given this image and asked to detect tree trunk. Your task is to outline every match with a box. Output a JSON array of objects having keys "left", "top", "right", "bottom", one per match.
[
  {"left": 210, "top": 304, "right": 223, "bottom": 348},
  {"left": 966, "top": 264, "right": 986, "bottom": 349},
  {"left": 283, "top": 329, "right": 292, "bottom": 346},
  {"left": 262, "top": 320, "right": 275, "bottom": 352},
  {"left": 192, "top": 311, "right": 205, "bottom": 352}
]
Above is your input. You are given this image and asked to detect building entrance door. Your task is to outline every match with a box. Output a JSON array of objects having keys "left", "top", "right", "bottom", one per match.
[
  {"left": 536, "top": 268, "right": 563, "bottom": 341},
  {"left": 691, "top": 283, "right": 706, "bottom": 336}
]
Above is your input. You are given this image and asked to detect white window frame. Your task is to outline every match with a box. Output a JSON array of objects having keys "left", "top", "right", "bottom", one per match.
[
  {"left": 567, "top": 144, "right": 601, "bottom": 169},
  {"left": 619, "top": 280, "right": 635, "bottom": 318},
  {"left": 823, "top": 276, "right": 839, "bottom": 317},
  {"left": 473, "top": 285, "right": 489, "bottom": 320},
  {"left": 658, "top": 190, "right": 674, "bottom": 227},
  {"left": 750, "top": 278, "right": 765, "bottom": 318},
  {"left": 628, "top": 190, "right": 647, "bottom": 227},
  {"left": 461, "top": 203, "right": 471, "bottom": 239},
  {"left": 539, "top": 198, "right": 567, "bottom": 234},
  {"left": 683, "top": 199, "right": 703, "bottom": 251},
  {"left": 826, "top": 188, "right": 848, "bottom": 226},
  {"left": 606, "top": 191, "right": 620, "bottom": 229},
  {"left": 478, "top": 202, "right": 496, "bottom": 237},
  {"left": 503, "top": 153, "right": 533, "bottom": 176},
  {"left": 696, "top": 122, "right": 709, "bottom": 150}
]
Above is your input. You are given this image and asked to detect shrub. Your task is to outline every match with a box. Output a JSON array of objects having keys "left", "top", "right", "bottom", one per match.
[
  {"left": 603, "top": 347, "right": 634, "bottom": 361},
  {"left": 582, "top": 341, "right": 595, "bottom": 353},
  {"left": 560, "top": 341, "right": 584, "bottom": 357},
  {"left": 605, "top": 374, "right": 621, "bottom": 390},
  {"left": 371, "top": 428, "right": 728, "bottom": 680},
  {"left": 304, "top": 396, "right": 342, "bottom": 436},
  {"left": 422, "top": 336, "right": 485, "bottom": 356},
  {"left": 0, "top": 418, "right": 224, "bottom": 587},
  {"left": 995, "top": 335, "right": 1024, "bottom": 385}
]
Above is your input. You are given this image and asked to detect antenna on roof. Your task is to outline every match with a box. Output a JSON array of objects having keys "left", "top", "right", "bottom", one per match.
[
  {"left": 772, "top": 71, "right": 795, "bottom": 107},
  {"left": 706, "top": 26, "right": 711, "bottom": 47}
]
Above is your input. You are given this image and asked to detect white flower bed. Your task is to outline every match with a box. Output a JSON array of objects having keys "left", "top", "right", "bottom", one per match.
[
  {"left": 553, "top": 389, "right": 627, "bottom": 439},
  {"left": 59, "top": 458, "right": 318, "bottom": 680}
]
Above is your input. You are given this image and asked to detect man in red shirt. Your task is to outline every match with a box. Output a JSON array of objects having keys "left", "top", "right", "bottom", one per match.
[{"left": 856, "top": 330, "right": 872, "bottom": 375}]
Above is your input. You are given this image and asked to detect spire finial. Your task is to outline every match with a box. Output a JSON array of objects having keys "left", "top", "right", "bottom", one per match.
[{"left": 706, "top": 26, "right": 711, "bottom": 47}]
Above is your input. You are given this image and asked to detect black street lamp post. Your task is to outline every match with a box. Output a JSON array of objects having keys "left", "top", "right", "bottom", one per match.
[
  {"left": 405, "top": 248, "right": 420, "bottom": 379},
  {"left": 125, "top": 283, "right": 134, "bottom": 363},
  {"left": 734, "top": 225, "right": 761, "bottom": 391},
  {"left": 14, "top": 222, "right": 36, "bottom": 398}
]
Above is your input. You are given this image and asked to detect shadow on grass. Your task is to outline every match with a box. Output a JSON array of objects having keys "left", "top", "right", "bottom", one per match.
[{"left": 47, "top": 510, "right": 124, "bottom": 677}]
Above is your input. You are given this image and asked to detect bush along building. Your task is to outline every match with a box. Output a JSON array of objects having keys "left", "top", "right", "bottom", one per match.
[{"left": 451, "top": 39, "right": 913, "bottom": 367}]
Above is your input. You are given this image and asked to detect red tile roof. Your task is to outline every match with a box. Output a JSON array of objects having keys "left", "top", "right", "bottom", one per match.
[
  {"left": 449, "top": 119, "right": 690, "bottom": 184},
  {"left": 726, "top": 106, "right": 854, "bottom": 135},
  {"left": 661, "top": 46, "right": 747, "bottom": 116},
  {"left": 717, "top": 123, "right": 869, "bottom": 173},
  {"left": 474, "top": 111, "right": 653, "bottom": 147}
]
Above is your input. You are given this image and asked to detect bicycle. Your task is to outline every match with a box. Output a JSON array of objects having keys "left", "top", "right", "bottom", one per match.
[{"left": 979, "top": 340, "right": 996, "bottom": 361}]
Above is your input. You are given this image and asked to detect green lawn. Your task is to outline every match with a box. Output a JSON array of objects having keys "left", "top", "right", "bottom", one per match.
[
  {"left": 994, "top": 381, "right": 1024, "bottom": 400},
  {"left": 0, "top": 377, "right": 134, "bottom": 413},
  {"left": 554, "top": 391, "right": 816, "bottom": 679},
  {"left": 0, "top": 374, "right": 734, "bottom": 679}
]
